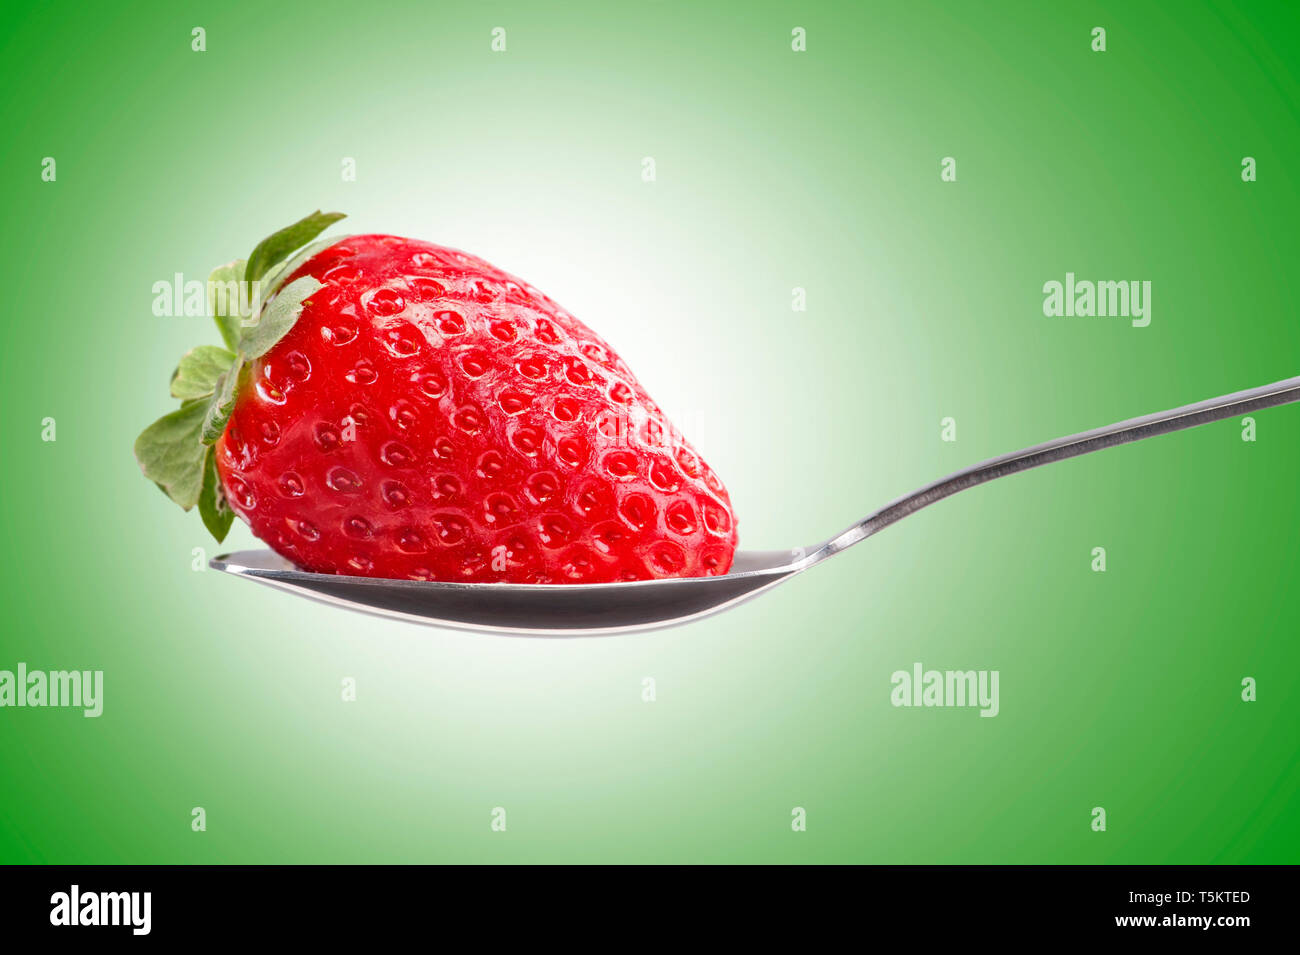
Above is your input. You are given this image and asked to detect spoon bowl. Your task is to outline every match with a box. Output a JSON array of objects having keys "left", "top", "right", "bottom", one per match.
[
  {"left": 212, "top": 376, "right": 1300, "bottom": 636},
  {"left": 210, "top": 547, "right": 811, "bottom": 635}
]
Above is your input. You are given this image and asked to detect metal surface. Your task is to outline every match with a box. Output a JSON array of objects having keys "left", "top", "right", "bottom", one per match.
[{"left": 213, "top": 375, "right": 1300, "bottom": 636}]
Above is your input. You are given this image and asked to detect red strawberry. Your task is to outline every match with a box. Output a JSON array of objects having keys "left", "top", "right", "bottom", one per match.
[{"left": 135, "top": 212, "right": 738, "bottom": 583}]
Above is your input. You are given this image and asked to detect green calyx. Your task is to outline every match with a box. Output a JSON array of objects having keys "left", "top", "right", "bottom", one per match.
[{"left": 134, "top": 210, "right": 346, "bottom": 542}]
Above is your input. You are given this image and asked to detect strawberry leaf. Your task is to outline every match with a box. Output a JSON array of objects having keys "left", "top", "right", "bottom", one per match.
[
  {"left": 138, "top": 210, "right": 347, "bottom": 542},
  {"left": 198, "top": 446, "right": 234, "bottom": 542},
  {"left": 134, "top": 399, "right": 209, "bottom": 510},
  {"left": 201, "top": 365, "right": 245, "bottom": 446},
  {"left": 239, "top": 275, "right": 322, "bottom": 359},
  {"left": 259, "top": 235, "right": 349, "bottom": 302},
  {"left": 208, "top": 260, "right": 248, "bottom": 352},
  {"left": 170, "top": 345, "right": 236, "bottom": 400},
  {"left": 245, "top": 210, "right": 345, "bottom": 287}
]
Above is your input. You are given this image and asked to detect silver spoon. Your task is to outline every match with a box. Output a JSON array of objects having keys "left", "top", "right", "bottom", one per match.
[{"left": 212, "top": 376, "right": 1300, "bottom": 636}]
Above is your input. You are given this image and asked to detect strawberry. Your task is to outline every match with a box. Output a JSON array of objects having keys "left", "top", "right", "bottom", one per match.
[{"left": 135, "top": 212, "right": 738, "bottom": 583}]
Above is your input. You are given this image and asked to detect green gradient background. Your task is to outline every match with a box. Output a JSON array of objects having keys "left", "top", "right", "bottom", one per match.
[{"left": 2, "top": 0, "right": 1297, "bottom": 863}]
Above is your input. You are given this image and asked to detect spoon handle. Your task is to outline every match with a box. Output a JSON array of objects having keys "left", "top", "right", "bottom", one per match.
[{"left": 814, "top": 375, "right": 1300, "bottom": 561}]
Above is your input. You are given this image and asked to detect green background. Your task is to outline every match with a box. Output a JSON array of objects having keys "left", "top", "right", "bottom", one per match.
[{"left": 2, "top": 0, "right": 1297, "bottom": 863}]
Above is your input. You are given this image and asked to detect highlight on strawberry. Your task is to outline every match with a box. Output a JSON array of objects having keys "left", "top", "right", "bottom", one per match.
[{"left": 135, "top": 212, "right": 738, "bottom": 583}]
